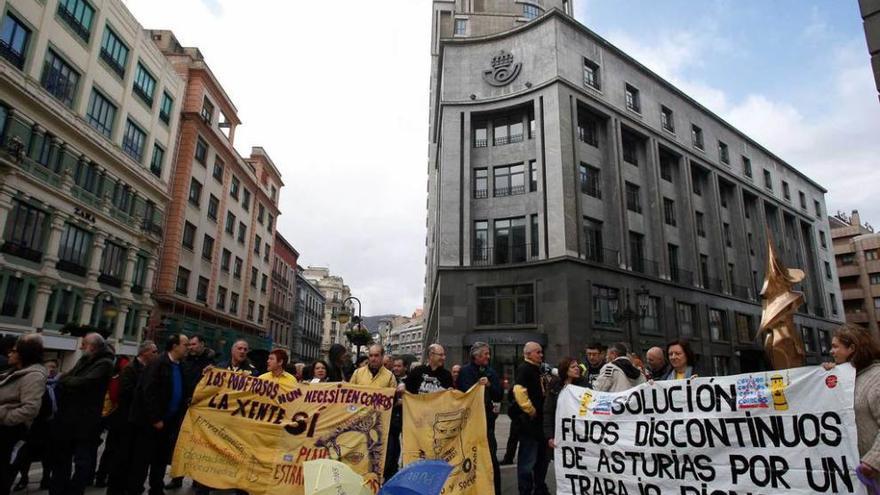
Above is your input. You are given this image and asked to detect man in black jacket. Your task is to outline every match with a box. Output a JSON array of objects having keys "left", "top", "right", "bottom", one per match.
[
  {"left": 48, "top": 333, "right": 115, "bottom": 495},
  {"left": 127, "top": 333, "right": 189, "bottom": 495},
  {"left": 218, "top": 339, "right": 257, "bottom": 376},
  {"left": 405, "top": 344, "right": 453, "bottom": 394},
  {"left": 512, "top": 342, "right": 548, "bottom": 495}
]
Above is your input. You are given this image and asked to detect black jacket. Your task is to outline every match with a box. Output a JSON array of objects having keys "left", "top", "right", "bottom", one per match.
[
  {"left": 130, "top": 354, "right": 185, "bottom": 427},
  {"left": 512, "top": 360, "right": 545, "bottom": 438},
  {"left": 543, "top": 376, "right": 587, "bottom": 441},
  {"left": 217, "top": 358, "right": 258, "bottom": 376},
  {"left": 112, "top": 358, "right": 146, "bottom": 428},
  {"left": 405, "top": 365, "right": 453, "bottom": 394},
  {"left": 55, "top": 348, "right": 114, "bottom": 429},
  {"left": 184, "top": 349, "right": 216, "bottom": 398},
  {"left": 326, "top": 344, "right": 352, "bottom": 382},
  {"left": 456, "top": 362, "right": 503, "bottom": 420}
]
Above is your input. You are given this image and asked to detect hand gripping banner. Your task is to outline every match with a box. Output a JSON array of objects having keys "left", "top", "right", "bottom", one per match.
[
  {"left": 170, "top": 369, "right": 394, "bottom": 495},
  {"left": 554, "top": 365, "right": 866, "bottom": 495},
  {"left": 401, "top": 386, "right": 494, "bottom": 495}
]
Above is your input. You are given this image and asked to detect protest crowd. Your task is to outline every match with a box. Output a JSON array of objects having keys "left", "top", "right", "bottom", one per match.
[{"left": 0, "top": 322, "right": 878, "bottom": 495}]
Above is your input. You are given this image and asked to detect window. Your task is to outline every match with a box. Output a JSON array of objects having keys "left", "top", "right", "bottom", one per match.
[
  {"left": 254, "top": 234, "right": 262, "bottom": 255},
  {"left": 782, "top": 181, "right": 791, "bottom": 200},
  {"left": 99, "top": 26, "right": 127, "bottom": 77},
  {"left": 640, "top": 296, "right": 661, "bottom": 334},
  {"left": 200, "top": 97, "right": 214, "bottom": 124},
  {"left": 188, "top": 178, "right": 202, "bottom": 207},
  {"left": 763, "top": 169, "right": 773, "bottom": 190},
  {"left": 264, "top": 243, "right": 270, "bottom": 262},
  {"left": 132, "top": 62, "right": 156, "bottom": 106},
  {"left": 57, "top": 0, "right": 94, "bottom": 41},
  {"left": 660, "top": 105, "right": 674, "bottom": 132},
  {"left": 230, "top": 176, "right": 240, "bottom": 199},
  {"left": 267, "top": 214, "right": 274, "bottom": 232},
  {"left": 529, "top": 161, "right": 538, "bottom": 192},
  {"left": 494, "top": 164, "right": 525, "bottom": 197},
  {"left": 131, "top": 255, "right": 147, "bottom": 292},
  {"left": 522, "top": 4, "right": 541, "bottom": 19},
  {"left": 261, "top": 274, "right": 268, "bottom": 293},
  {"left": 742, "top": 156, "right": 752, "bottom": 178},
  {"left": 748, "top": 233, "right": 755, "bottom": 255},
  {"left": 660, "top": 155, "right": 675, "bottom": 182},
  {"left": 829, "top": 293, "right": 838, "bottom": 315},
  {"left": 583, "top": 57, "right": 600, "bottom": 90},
  {"left": 110, "top": 182, "right": 132, "bottom": 213},
  {"left": 709, "top": 309, "right": 728, "bottom": 341},
  {"left": 493, "top": 217, "right": 527, "bottom": 264},
  {"left": 57, "top": 223, "right": 91, "bottom": 272},
  {"left": 237, "top": 222, "right": 246, "bottom": 243},
  {"left": 818, "top": 329, "right": 831, "bottom": 355},
  {"left": 577, "top": 111, "right": 598, "bottom": 146},
  {"left": 799, "top": 191, "right": 807, "bottom": 209},
  {"left": 736, "top": 313, "right": 754, "bottom": 342},
  {"left": 663, "top": 198, "right": 676, "bottom": 226},
  {"left": 247, "top": 300, "right": 255, "bottom": 320},
  {"left": 194, "top": 137, "right": 208, "bottom": 164},
  {"left": 454, "top": 19, "right": 466, "bottom": 35},
  {"left": 121, "top": 119, "right": 146, "bottom": 162},
  {"left": 692, "top": 171, "right": 703, "bottom": 196},
  {"left": 624, "top": 84, "right": 640, "bottom": 113},
  {"left": 477, "top": 285, "right": 535, "bottom": 325},
  {"left": 250, "top": 268, "right": 258, "bottom": 288},
  {"left": 242, "top": 188, "right": 251, "bottom": 211},
  {"left": 41, "top": 49, "right": 80, "bottom": 107},
  {"left": 712, "top": 356, "right": 729, "bottom": 376},
  {"left": 196, "top": 277, "right": 209, "bottom": 302},
  {"left": 182, "top": 222, "right": 196, "bottom": 249},
  {"left": 819, "top": 231, "right": 827, "bottom": 248},
  {"left": 73, "top": 161, "right": 99, "bottom": 194},
  {"left": 2, "top": 200, "right": 47, "bottom": 260},
  {"left": 814, "top": 200, "right": 822, "bottom": 218},
  {"left": 257, "top": 203, "right": 265, "bottom": 224},
  {"left": 868, "top": 250, "right": 880, "bottom": 261},
  {"left": 473, "top": 221, "right": 488, "bottom": 262},
  {"left": 159, "top": 91, "right": 174, "bottom": 124},
  {"left": 824, "top": 262, "right": 832, "bottom": 279},
  {"left": 718, "top": 141, "right": 730, "bottom": 164},
  {"left": 216, "top": 286, "right": 227, "bottom": 310},
  {"left": 700, "top": 254, "right": 710, "bottom": 287},
  {"left": 229, "top": 292, "right": 239, "bottom": 313},
  {"left": 696, "top": 212, "right": 706, "bottom": 237},
  {"left": 677, "top": 302, "right": 695, "bottom": 337},
  {"left": 206, "top": 195, "right": 219, "bottom": 221},
  {"left": 629, "top": 232, "right": 645, "bottom": 273},
  {"left": 592, "top": 285, "right": 618, "bottom": 326},
  {"left": 493, "top": 115, "right": 524, "bottom": 146},
  {"left": 150, "top": 143, "right": 165, "bottom": 178},
  {"left": 473, "top": 120, "right": 487, "bottom": 148},
  {"left": 220, "top": 248, "right": 231, "bottom": 272},
  {"left": 530, "top": 214, "right": 539, "bottom": 258},
  {"left": 233, "top": 257, "right": 243, "bottom": 278},
  {"left": 668, "top": 244, "right": 680, "bottom": 281},
  {"left": 213, "top": 159, "right": 224, "bottom": 182},
  {"left": 622, "top": 134, "right": 638, "bottom": 165},
  {"left": 870, "top": 273, "right": 880, "bottom": 285},
  {"left": 85, "top": 89, "right": 116, "bottom": 138},
  {"left": 691, "top": 124, "right": 704, "bottom": 150},
  {"left": 801, "top": 326, "right": 815, "bottom": 353},
  {"left": 625, "top": 182, "right": 641, "bottom": 213},
  {"left": 225, "top": 212, "right": 235, "bottom": 235},
  {"left": 723, "top": 223, "right": 732, "bottom": 247},
  {"left": 0, "top": 14, "right": 31, "bottom": 69},
  {"left": 201, "top": 234, "right": 214, "bottom": 261},
  {"left": 175, "top": 266, "right": 190, "bottom": 295}
]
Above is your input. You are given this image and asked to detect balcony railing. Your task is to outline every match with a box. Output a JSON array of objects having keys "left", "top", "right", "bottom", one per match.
[
  {"left": 474, "top": 138, "right": 488, "bottom": 148},
  {"left": 585, "top": 247, "right": 619, "bottom": 267},
  {"left": 706, "top": 278, "right": 725, "bottom": 293},
  {"left": 56, "top": 259, "right": 87, "bottom": 277},
  {"left": 630, "top": 257, "right": 660, "bottom": 277},
  {"left": 99, "top": 49, "right": 125, "bottom": 78},
  {"left": 41, "top": 64, "right": 77, "bottom": 107},
  {"left": 732, "top": 284, "right": 754, "bottom": 300},
  {"left": 670, "top": 267, "right": 695, "bottom": 286},
  {"left": 474, "top": 189, "right": 488, "bottom": 199},
  {"left": 57, "top": 6, "right": 91, "bottom": 41},
  {"left": 98, "top": 273, "right": 122, "bottom": 288},
  {"left": 472, "top": 244, "right": 538, "bottom": 266},
  {"left": 1, "top": 241, "right": 43, "bottom": 263},
  {"left": 132, "top": 85, "right": 154, "bottom": 107},
  {"left": 494, "top": 185, "right": 526, "bottom": 197},
  {"left": 494, "top": 133, "right": 523, "bottom": 146},
  {"left": 0, "top": 40, "right": 25, "bottom": 69},
  {"left": 142, "top": 219, "right": 163, "bottom": 237},
  {"left": 813, "top": 306, "right": 826, "bottom": 318}
]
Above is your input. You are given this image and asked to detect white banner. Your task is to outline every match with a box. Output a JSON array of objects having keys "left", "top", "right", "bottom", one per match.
[{"left": 555, "top": 364, "right": 867, "bottom": 495}]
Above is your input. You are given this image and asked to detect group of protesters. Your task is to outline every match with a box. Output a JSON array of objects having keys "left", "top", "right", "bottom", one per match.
[{"left": 0, "top": 322, "right": 878, "bottom": 495}]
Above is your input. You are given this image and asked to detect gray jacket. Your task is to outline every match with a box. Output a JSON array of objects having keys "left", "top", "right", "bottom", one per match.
[
  {"left": 855, "top": 361, "right": 880, "bottom": 470},
  {"left": 593, "top": 357, "right": 646, "bottom": 393},
  {"left": 0, "top": 363, "right": 48, "bottom": 427}
]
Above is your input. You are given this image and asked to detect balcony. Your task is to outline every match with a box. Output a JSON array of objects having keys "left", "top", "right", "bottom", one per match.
[
  {"left": 57, "top": 5, "right": 91, "bottom": 42},
  {"left": 670, "top": 268, "right": 695, "bottom": 286},
  {"left": 732, "top": 284, "right": 754, "bottom": 300},
  {"left": 494, "top": 185, "right": 525, "bottom": 198},
  {"left": 142, "top": 219, "right": 163, "bottom": 237},
  {"left": 846, "top": 311, "right": 870, "bottom": 324},
  {"left": 1, "top": 241, "right": 43, "bottom": 263},
  {"left": 472, "top": 244, "right": 538, "bottom": 266},
  {"left": 56, "top": 259, "right": 87, "bottom": 277},
  {"left": 630, "top": 257, "right": 660, "bottom": 277},
  {"left": 841, "top": 287, "right": 865, "bottom": 300},
  {"left": 0, "top": 39, "right": 25, "bottom": 69},
  {"left": 41, "top": 64, "right": 77, "bottom": 107},
  {"left": 494, "top": 133, "right": 523, "bottom": 146},
  {"left": 706, "top": 278, "right": 725, "bottom": 293},
  {"left": 813, "top": 306, "right": 826, "bottom": 318},
  {"left": 132, "top": 85, "right": 154, "bottom": 107},
  {"left": 98, "top": 273, "right": 122, "bottom": 288},
  {"left": 99, "top": 49, "right": 125, "bottom": 78},
  {"left": 474, "top": 189, "right": 488, "bottom": 199},
  {"left": 585, "top": 247, "right": 620, "bottom": 268}
]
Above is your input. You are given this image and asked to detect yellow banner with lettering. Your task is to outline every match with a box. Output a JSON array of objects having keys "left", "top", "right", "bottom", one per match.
[
  {"left": 401, "top": 386, "right": 493, "bottom": 495},
  {"left": 170, "top": 369, "right": 394, "bottom": 495}
]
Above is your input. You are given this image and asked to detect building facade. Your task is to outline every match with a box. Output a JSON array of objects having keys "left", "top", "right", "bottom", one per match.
[
  {"left": 861, "top": 0, "right": 880, "bottom": 102},
  {"left": 301, "top": 265, "right": 352, "bottom": 351},
  {"left": 830, "top": 210, "right": 880, "bottom": 335},
  {"left": 294, "top": 268, "right": 324, "bottom": 362},
  {"left": 147, "top": 30, "right": 283, "bottom": 357},
  {"left": 423, "top": 1, "right": 843, "bottom": 381},
  {"left": 0, "top": 0, "right": 183, "bottom": 362},
  {"left": 388, "top": 317, "right": 424, "bottom": 360},
  {"left": 268, "top": 232, "right": 297, "bottom": 353}
]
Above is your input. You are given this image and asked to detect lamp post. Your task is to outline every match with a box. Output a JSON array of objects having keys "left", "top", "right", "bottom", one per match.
[
  {"left": 336, "top": 296, "right": 371, "bottom": 361},
  {"left": 613, "top": 286, "right": 650, "bottom": 350},
  {"left": 95, "top": 291, "right": 119, "bottom": 336}
]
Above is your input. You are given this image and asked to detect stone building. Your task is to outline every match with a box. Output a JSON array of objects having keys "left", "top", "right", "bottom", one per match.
[
  {"left": 294, "top": 267, "right": 324, "bottom": 362},
  {"left": 301, "top": 266, "right": 354, "bottom": 351},
  {"left": 423, "top": 0, "right": 843, "bottom": 381},
  {"left": 147, "top": 30, "right": 283, "bottom": 357},
  {"left": 861, "top": 0, "right": 880, "bottom": 102},
  {"left": 268, "top": 232, "right": 297, "bottom": 354},
  {"left": 0, "top": 0, "right": 183, "bottom": 362},
  {"left": 830, "top": 210, "right": 880, "bottom": 336},
  {"left": 388, "top": 317, "right": 424, "bottom": 361}
]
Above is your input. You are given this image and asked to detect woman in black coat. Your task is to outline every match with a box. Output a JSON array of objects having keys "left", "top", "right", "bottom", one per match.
[{"left": 543, "top": 356, "right": 587, "bottom": 448}]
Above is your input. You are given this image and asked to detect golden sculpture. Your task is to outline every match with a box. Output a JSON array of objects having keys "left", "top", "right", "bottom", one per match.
[{"left": 757, "top": 235, "right": 806, "bottom": 370}]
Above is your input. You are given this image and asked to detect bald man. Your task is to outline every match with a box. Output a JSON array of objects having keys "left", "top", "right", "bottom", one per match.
[
  {"left": 405, "top": 344, "right": 453, "bottom": 394},
  {"left": 512, "top": 342, "right": 549, "bottom": 495},
  {"left": 645, "top": 346, "right": 670, "bottom": 380}
]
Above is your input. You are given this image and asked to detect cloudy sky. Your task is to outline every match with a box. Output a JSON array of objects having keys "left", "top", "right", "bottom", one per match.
[{"left": 124, "top": 0, "right": 879, "bottom": 316}]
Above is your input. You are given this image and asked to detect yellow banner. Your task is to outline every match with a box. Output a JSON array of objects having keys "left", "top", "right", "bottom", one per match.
[
  {"left": 401, "top": 386, "right": 493, "bottom": 495},
  {"left": 170, "top": 369, "right": 394, "bottom": 495}
]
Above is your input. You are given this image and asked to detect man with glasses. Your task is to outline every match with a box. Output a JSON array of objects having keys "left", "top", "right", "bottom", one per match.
[{"left": 405, "top": 344, "right": 453, "bottom": 394}]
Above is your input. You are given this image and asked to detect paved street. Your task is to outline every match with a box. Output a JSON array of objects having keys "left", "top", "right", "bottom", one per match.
[{"left": 13, "top": 415, "right": 555, "bottom": 494}]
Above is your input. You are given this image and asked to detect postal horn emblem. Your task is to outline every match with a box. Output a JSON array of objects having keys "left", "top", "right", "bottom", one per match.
[{"left": 482, "top": 50, "right": 521, "bottom": 87}]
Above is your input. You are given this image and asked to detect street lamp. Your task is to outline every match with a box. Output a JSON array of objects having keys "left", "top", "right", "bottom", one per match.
[
  {"left": 612, "top": 285, "right": 650, "bottom": 350},
  {"left": 336, "top": 296, "right": 371, "bottom": 360}
]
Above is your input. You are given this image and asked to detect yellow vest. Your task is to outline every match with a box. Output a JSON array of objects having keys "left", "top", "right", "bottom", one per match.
[
  {"left": 349, "top": 365, "right": 397, "bottom": 389},
  {"left": 258, "top": 371, "right": 298, "bottom": 392}
]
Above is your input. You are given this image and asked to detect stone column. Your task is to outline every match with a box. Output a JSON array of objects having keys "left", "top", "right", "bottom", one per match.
[
  {"left": 137, "top": 310, "right": 149, "bottom": 342},
  {"left": 42, "top": 210, "right": 67, "bottom": 267},
  {"left": 142, "top": 256, "right": 158, "bottom": 299},
  {"left": 0, "top": 185, "right": 15, "bottom": 238},
  {"left": 61, "top": 144, "right": 78, "bottom": 191},
  {"left": 87, "top": 232, "right": 107, "bottom": 281},
  {"left": 30, "top": 278, "right": 55, "bottom": 330},
  {"left": 80, "top": 288, "right": 98, "bottom": 325},
  {"left": 121, "top": 245, "right": 138, "bottom": 294},
  {"left": 113, "top": 305, "right": 129, "bottom": 342}
]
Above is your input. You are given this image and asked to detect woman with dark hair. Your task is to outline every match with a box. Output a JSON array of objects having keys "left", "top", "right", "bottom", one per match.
[
  {"left": 0, "top": 334, "right": 47, "bottom": 495},
  {"left": 543, "top": 357, "right": 587, "bottom": 449},
  {"left": 662, "top": 339, "right": 697, "bottom": 380},
  {"left": 327, "top": 344, "right": 352, "bottom": 382},
  {"left": 259, "top": 349, "right": 297, "bottom": 390},
  {"left": 309, "top": 360, "right": 330, "bottom": 383},
  {"left": 824, "top": 324, "right": 880, "bottom": 480}
]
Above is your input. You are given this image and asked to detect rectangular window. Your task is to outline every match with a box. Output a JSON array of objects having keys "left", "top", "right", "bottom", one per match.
[
  {"left": 825, "top": 261, "right": 832, "bottom": 279},
  {"left": 700, "top": 254, "right": 710, "bottom": 287},
  {"left": 99, "top": 241, "right": 125, "bottom": 283},
  {"left": 149, "top": 143, "right": 164, "bottom": 178},
  {"left": 493, "top": 217, "right": 527, "bottom": 264},
  {"left": 592, "top": 285, "right": 618, "bottom": 326},
  {"left": 188, "top": 178, "right": 202, "bottom": 207},
  {"left": 529, "top": 161, "right": 538, "bottom": 192},
  {"left": 583, "top": 57, "right": 600, "bottom": 90},
  {"left": 663, "top": 198, "right": 676, "bottom": 226},
  {"left": 121, "top": 118, "right": 146, "bottom": 162},
  {"left": 257, "top": 203, "right": 265, "bottom": 224},
  {"left": 216, "top": 286, "right": 227, "bottom": 310},
  {"left": 57, "top": 223, "right": 91, "bottom": 271},
  {"left": 709, "top": 309, "right": 728, "bottom": 341},
  {"left": 201, "top": 234, "right": 214, "bottom": 261},
  {"left": 748, "top": 232, "right": 755, "bottom": 255},
  {"left": 530, "top": 214, "right": 539, "bottom": 258},
  {"left": 132, "top": 62, "right": 156, "bottom": 106},
  {"left": 242, "top": 188, "right": 251, "bottom": 211},
  {"left": 41, "top": 49, "right": 80, "bottom": 107},
  {"left": 660, "top": 155, "right": 675, "bottom": 182},
  {"left": 718, "top": 141, "right": 730, "bottom": 164},
  {"left": 736, "top": 313, "right": 754, "bottom": 342},
  {"left": 2, "top": 200, "right": 47, "bottom": 261},
  {"left": 261, "top": 274, "right": 268, "bottom": 293},
  {"left": 764, "top": 169, "right": 773, "bottom": 190},
  {"left": 57, "top": 0, "right": 94, "bottom": 41},
  {"left": 255, "top": 234, "right": 262, "bottom": 255},
  {"left": 801, "top": 326, "right": 815, "bottom": 353},
  {"left": 182, "top": 221, "right": 196, "bottom": 249},
  {"left": 247, "top": 300, "right": 255, "bottom": 320},
  {"left": 473, "top": 220, "right": 488, "bottom": 263},
  {"left": 233, "top": 257, "right": 243, "bottom": 278},
  {"left": 110, "top": 182, "right": 132, "bottom": 213},
  {"left": 696, "top": 212, "right": 706, "bottom": 237},
  {"left": 723, "top": 223, "right": 732, "bottom": 247},
  {"left": 830, "top": 293, "right": 838, "bottom": 315},
  {"left": 213, "top": 158, "right": 224, "bottom": 182},
  {"left": 85, "top": 89, "right": 116, "bottom": 138},
  {"left": 159, "top": 91, "right": 174, "bottom": 124},
  {"left": 258, "top": 304, "right": 265, "bottom": 323},
  {"left": 229, "top": 292, "right": 239, "bottom": 313},
  {"left": 175, "top": 266, "right": 190, "bottom": 295},
  {"left": 266, "top": 214, "right": 274, "bottom": 232},
  {"left": 131, "top": 255, "right": 147, "bottom": 291},
  {"left": 624, "top": 83, "right": 640, "bottom": 113},
  {"left": 629, "top": 231, "right": 645, "bottom": 273},
  {"left": 196, "top": 276, "right": 209, "bottom": 302},
  {"left": 691, "top": 124, "right": 704, "bottom": 150},
  {"left": 668, "top": 244, "right": 680, "bottom": 282},
  {"left": 692, "top": 170, "right": 703, "bottom": 196},
  {"left": 99, "top": 26, "right": 128, "bottom": 77},
  {"left": 641, "top": 296, "right": 661, "bottom": 334},
  {"left": 577, "top": 111, "right": 598, "bottom": 146},
  {"left": 207, "top": 194, "right": 219, "bottom": 221},
  {"left": 799, "top": 191, "right": 807, "bottom": 209},
  {"left": 677, "top": 302, "right": 695, "bottom": 337},
  {"left": 476, "top": 285, "right": 535, "bottom": 325},
  {"left": 712, "top": 356, "right": 730, "bottom": 376},
  {"left": 200, "top": 97, "right": 214, "bottom": 124},
  {"left": 454, "top": 19, "right": 466, "bottom": 35},
  {"left": 0, "top": 14, "right": 31, "bottom": 69},
  {"left": 625, "top": 182, "right": 641, "bottom": 213},
  {"left": 742, "top": 156, "right": 752, "bottom": 178},
  {"left": 818, "top": 330, "right": 831, "bottom": 355},
  {"left": 251, "top": 268, "right": 258, "bottom": 288},
  {"left": 814, "top": 200, "right": 822, "bottom": 218},
  {"left": 238, "top": 222, "right": 246, "bottom": 244},
  {"left": 473, "top": 120, "right": 487, "bottom": 148},
  {"left": 493, "top": 115, "right": 523, "bottom": 146},
  {"left": 221, "top": 248, "right": 231, "bottom": 272},
  {"left": 225, "top": 212, "right": 235, "bottom": 235},
  {"left": 622, "top": 134, "right": 638, "bottom": 165},
  {"left": 493, "top": 164, "right": 525, "bottom": 197},
  {"left": 819, "top": 231, "right": 827, "bottom": 248},
  {"left": 522, "top": 4, "right": 541, "bottom": 19},
  {"left": 194, "top": 137, "right": 208, "bottom": 164},
  {"left": 783, "top": 181, "right": 791, "bottom": 200},
  {"left": 660, "top": 105, "right": 674, "bottom": 132}
]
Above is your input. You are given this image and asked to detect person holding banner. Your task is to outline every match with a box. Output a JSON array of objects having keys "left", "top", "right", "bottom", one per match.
[
  {"left": 218, "top": 339, "right": 258, "bottom": 376},
  {"left": 350, "top": 344, "right": 397, "bottom": 388},
  {"left": 511, "top": 342, "right": 549, "bottom": 495},
  {"left": 543, "top": 357, "right": 586, "bottom": 450},
  {"left": 309, "top": 359, "right": 330, "bottom": 383},
  {"left": 457, "top": 342, "right": 503, "bottom": 495},
  {"left": 825, "top": 324, "right": 880, "bottom": 481},
  {"left": 406, "top": 344, "right": 453, "bottom": 394},
  {"left": 662, "top": 339, "right": 697, "bottom": 380},
  {"left": 259, "top": 349, "right": 297, "bottom": 390}
]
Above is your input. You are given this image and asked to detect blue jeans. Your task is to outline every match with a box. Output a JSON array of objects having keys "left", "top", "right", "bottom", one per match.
[{"left": 516, "top": 431, "right": 549, "bottom": 495}]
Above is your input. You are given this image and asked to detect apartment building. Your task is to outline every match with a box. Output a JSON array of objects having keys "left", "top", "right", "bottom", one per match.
[
  {"left": 268, "top": 232, "right": 297, "bottom": 354},
  {"left": 301, "top": 265, "right": 352, "bottom": 352},
  {"left": 294, "top": 268, "right": 324, "bottom": 362},
  {"left": 830, "top": 210, "right": 880, "bottom": 336}
]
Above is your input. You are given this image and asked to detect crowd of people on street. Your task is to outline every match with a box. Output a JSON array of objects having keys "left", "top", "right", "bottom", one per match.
[{"left": 0, "top": 322, "right": 877, "bottom": 495}]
